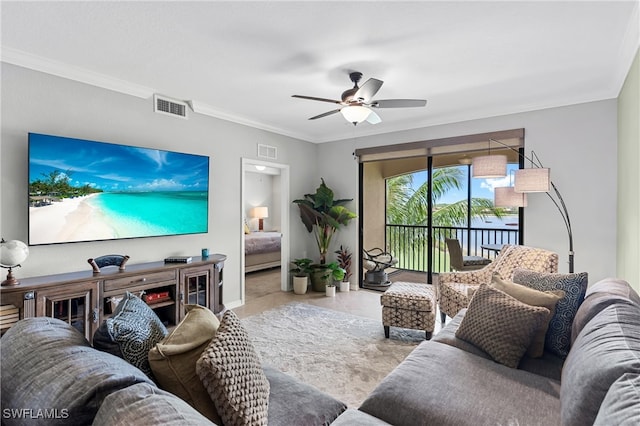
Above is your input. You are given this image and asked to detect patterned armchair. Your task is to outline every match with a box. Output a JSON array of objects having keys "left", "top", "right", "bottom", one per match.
[{"left": 437, "top": 244, "right": 559, "bottom": 323}]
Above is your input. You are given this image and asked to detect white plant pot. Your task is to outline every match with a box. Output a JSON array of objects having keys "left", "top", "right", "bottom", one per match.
[
  {"left": 325, "top": 285, "right": 336, "bottom": 297},
  {"left": 292, "top": 275, "right": 308, "bottom": 295},
  {"left": 339, "top": 281, "right": 350, "bottom": 292}
]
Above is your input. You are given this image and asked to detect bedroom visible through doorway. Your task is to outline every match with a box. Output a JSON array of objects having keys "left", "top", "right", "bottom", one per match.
[{"left": 241, "top": 159, "right": 290, "bottom": 306}]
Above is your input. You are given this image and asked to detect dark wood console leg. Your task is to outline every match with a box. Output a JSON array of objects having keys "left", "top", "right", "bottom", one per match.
[
  {"left": 384, "top": 325, "right": 390, "bottom": 338},
  {"left": 426, "top": 331, "right": 432, "bottom": 340}
]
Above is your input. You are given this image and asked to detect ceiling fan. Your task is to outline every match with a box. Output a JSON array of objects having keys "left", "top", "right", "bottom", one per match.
[{"left": 292, "top": 71, "right": 427, "bottom": 125}]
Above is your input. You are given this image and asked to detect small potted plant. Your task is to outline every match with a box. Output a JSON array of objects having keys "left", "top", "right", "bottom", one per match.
[
  {"left": 290, "top": 258, "right": 313, "bottom": 295},
  {"left": 323, "top": 261, "right": 345, "bottom": 297},
  {"left": 335, "top": 245, "right": 352, "bottom": 292}
]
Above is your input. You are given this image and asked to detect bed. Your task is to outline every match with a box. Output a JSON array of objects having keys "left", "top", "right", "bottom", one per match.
[{"left": 245, "top": 231, "right": 282, "bottom": 273}]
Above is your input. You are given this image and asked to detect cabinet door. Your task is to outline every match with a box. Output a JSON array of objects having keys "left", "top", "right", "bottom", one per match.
[
  {"left": 179, "top": 266, "right": 212, "bottom": 319},
  {"left": 36, "top": 281, "right": 100, "bottom": 340}
]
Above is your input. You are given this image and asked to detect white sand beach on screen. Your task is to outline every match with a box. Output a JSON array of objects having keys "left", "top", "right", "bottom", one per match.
[{"left": 29, "top": 194, "right": 115, "bottom": 244}]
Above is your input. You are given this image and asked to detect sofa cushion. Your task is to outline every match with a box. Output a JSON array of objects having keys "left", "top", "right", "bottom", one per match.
[
  {"left": 92, "top": 382, "right": 217, "bottom": 426},
  {"left": 196, "top": 310, "right": 270, "bottom": 426},
  {"left": 359, "top": 339, "right": 561, "bottom": 426},
  {"left": 455, "top": 283, "right": 549, "bottom": 368},
  {"left": 148, "top": 304, "right": 221, "bottom": 424},
  {"left": 492, "top": 274, "right": 565, "bottom": 357},
  {"left": 263, "top": 365, "right": 346, "bottom": 425},
  {"left": 593, "top": 373, "right": 640, "bottom": 426},
  {"left": 1, "top": 317, "right": 153, "bottom": 426},
  {"left": 93, "top": 291, "right": 168, "bottom": 378},
  {"left": 330, "top": 408, "right": 392, "bottom": 425},
  {"left": 572, "top": 278, "right": 640, "bottom": 344},
  {"left": 513, "top": 269, "right": 588, "bottom": 358},
  {"left": 560, "top": 302, "right": 640, "bottom": 426}
]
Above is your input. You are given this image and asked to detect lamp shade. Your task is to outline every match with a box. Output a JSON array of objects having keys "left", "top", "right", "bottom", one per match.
[
  {"left": 0, "top": 239, "right": 29, "bottom": 267},
  {"left": 471, "top": 155, "right": 507, "bottom": 178},
  {"left": 515, "top": 168, "right": 550, "bottom": 193},
  {"left": 341, "top": 105, "right": 371, "bottom": 124},
  {"left": 494, "top": 187, "right": 527, "bottom": 208},
  {"left": 251, "top": 206, "right": 269, "bottom": 219}
]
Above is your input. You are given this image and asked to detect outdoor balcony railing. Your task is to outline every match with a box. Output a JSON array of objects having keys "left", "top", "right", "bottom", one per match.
[{"left": 385, "top": 224, "right": 520, "bottom": 273}]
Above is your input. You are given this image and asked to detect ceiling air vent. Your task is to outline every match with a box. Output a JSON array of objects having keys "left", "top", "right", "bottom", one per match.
[
  {"left": 257, "top": 144, "right": 277, "bottom": 160},
  {"left": 154, "top": 94, "right": 188, "bottom": 119}
]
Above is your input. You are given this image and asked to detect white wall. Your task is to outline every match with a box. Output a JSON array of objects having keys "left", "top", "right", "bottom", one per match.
[
  {"left": 617, "top": 48, "right": 640, "bottom": 292},
  {"left": 319, "top": 100, "right": 619, "bottom": 284},
  {"left": 0, "top": 63, "right": 319, "bottom": 307}
]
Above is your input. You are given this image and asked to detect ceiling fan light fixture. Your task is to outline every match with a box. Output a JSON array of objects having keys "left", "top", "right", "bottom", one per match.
[{"left": 341, "top": 105, "right": 371, "bottom": 124}]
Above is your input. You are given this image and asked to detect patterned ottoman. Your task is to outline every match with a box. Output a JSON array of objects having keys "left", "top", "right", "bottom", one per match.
[{"left": 380, "top": 282, "right": 436, "bottom": 340}]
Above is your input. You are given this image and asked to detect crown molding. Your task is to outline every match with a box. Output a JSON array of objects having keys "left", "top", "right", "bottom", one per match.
[
  {"left": 1, "top": 47, "right": 155, "bottom": 99},
  {"left": 1, "top": 47, "right": 314, "bottom": 142}
]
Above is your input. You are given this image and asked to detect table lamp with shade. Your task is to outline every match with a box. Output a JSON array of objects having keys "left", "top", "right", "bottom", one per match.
[
  {"left": 251, "top": 206, "right": 269, "bottom": 231},
  {"left": 0, "top": 238, "right": 29, "bottom": 286}
]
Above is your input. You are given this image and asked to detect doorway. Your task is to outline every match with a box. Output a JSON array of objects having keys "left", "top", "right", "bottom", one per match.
[{"left": 240, "top": 158, "right": 290, "bottom": 305}]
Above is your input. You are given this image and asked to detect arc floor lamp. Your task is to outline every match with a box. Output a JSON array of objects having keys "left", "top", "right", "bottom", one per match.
[{"left": 472, "top": 139, "right": 574, "bottom": 273}]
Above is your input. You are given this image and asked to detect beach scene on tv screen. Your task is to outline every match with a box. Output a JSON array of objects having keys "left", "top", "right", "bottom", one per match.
[{"left": 28, "top": 133, "right": 209, "bottom": 245}]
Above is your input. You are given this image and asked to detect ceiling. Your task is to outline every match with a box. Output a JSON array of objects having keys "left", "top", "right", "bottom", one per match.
[{"left": 2, "top": 1, "right": 638, "bottom": 143}]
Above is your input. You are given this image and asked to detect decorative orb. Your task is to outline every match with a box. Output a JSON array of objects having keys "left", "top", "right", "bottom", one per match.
[{"left": 0, "top": 240, "right": 29, "bottom": 267}]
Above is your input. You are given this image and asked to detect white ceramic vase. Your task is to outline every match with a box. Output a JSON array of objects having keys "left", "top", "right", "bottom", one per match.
[
  {"left": 325, "top": 285, "right": 336, "bottom": 297},
  {"left": 292, "top": 275, "right": 308, "bottom": 295},
  {"left": 339, "top": 281, "right": 350, "bottom": 292}
]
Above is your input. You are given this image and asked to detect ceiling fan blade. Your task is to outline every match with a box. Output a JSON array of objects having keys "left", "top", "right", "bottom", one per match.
[
  {"left": 372, "top": 99, "right": 427, "bottom": 108},
  {"left": 354, "top": 78, "right": 383, "bottom": 102},
  {"left": 309, "top": 109, "right": 341, "bottom": 120},
  {"left": 366, "top": 110, "right": 382, "bottom": 124},
  {"left": 292, "top": 95, "right": 342, "bottom": 104}
]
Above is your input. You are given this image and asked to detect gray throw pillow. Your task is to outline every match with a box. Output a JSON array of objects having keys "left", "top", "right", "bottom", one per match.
[
  {"left": 455, "top": 284, "right": 550, "bottom": 368},
  {"left": 93, "top": 292, "right": 168, "bottom": 378},
  {"left": 512, "top": 268, "right": 588, "bottom": 358}
]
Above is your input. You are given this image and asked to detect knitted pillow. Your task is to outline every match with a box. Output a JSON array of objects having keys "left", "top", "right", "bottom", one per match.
[
  {"left": 93, "top": 292, "right": 168, "bottom": 378},
  {"left": 455, "top": 284, "right": 550, "bottom": 368},
  {"left": 196, "top": 310, "right": 270, "bottom": 426},
  {"left": 491, "top": 274, "right": 565, "bottom": 357},
  {"left": 512, "top": 269, "right": 588, "bottom": 358}
]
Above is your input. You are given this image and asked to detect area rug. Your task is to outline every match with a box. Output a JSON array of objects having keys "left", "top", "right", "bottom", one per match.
[{"left": 241, "top": 302, "right": 425, "bottom": 408}]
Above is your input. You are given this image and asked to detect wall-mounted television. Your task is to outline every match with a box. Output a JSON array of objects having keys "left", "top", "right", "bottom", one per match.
[{"left": 28, "top": 133, "right": 209, "bottom": 246}]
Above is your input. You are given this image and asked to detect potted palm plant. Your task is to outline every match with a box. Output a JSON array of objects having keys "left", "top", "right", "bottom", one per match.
[
  {"left": 293, "top": 179, "right": 357, "bottom": 292},
  {"left": 335, "top": 245, "right": 352, "bottom": 292},
  {"left": 289, "top": 258, "right": 313, "bottom": 295}
]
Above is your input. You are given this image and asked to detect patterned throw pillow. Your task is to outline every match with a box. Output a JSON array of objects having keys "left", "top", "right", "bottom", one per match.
[
  {"left": 196, "top": 310, "right": 270, "bottom": 426},
  {"left": 512, "top": 269, "right": 588, "bottom": 358},
  {"left": 491, "top": 274, "right": 565, "bottom": 357},
  {"left": 93, "top": 292, "right": 168, "bottom": 378},
  {"left": 455, "top": 284, "right": 550, "bottom": 368}
]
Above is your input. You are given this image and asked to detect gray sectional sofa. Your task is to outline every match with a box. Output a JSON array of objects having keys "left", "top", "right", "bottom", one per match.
[
  {"left": 333, "top": 277, "right": 640, "bottom": 426},
  {"left": 0, "top": 315, "right": 346, "bottom": 426}
]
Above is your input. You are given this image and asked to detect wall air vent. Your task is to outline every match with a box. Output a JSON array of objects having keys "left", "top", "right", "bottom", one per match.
[
  {"left": 154, "top": 94, "right": 188, "bottom": 119},
  {"left": 257, "top": 144, "right": 277, "bottom": 160}
]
